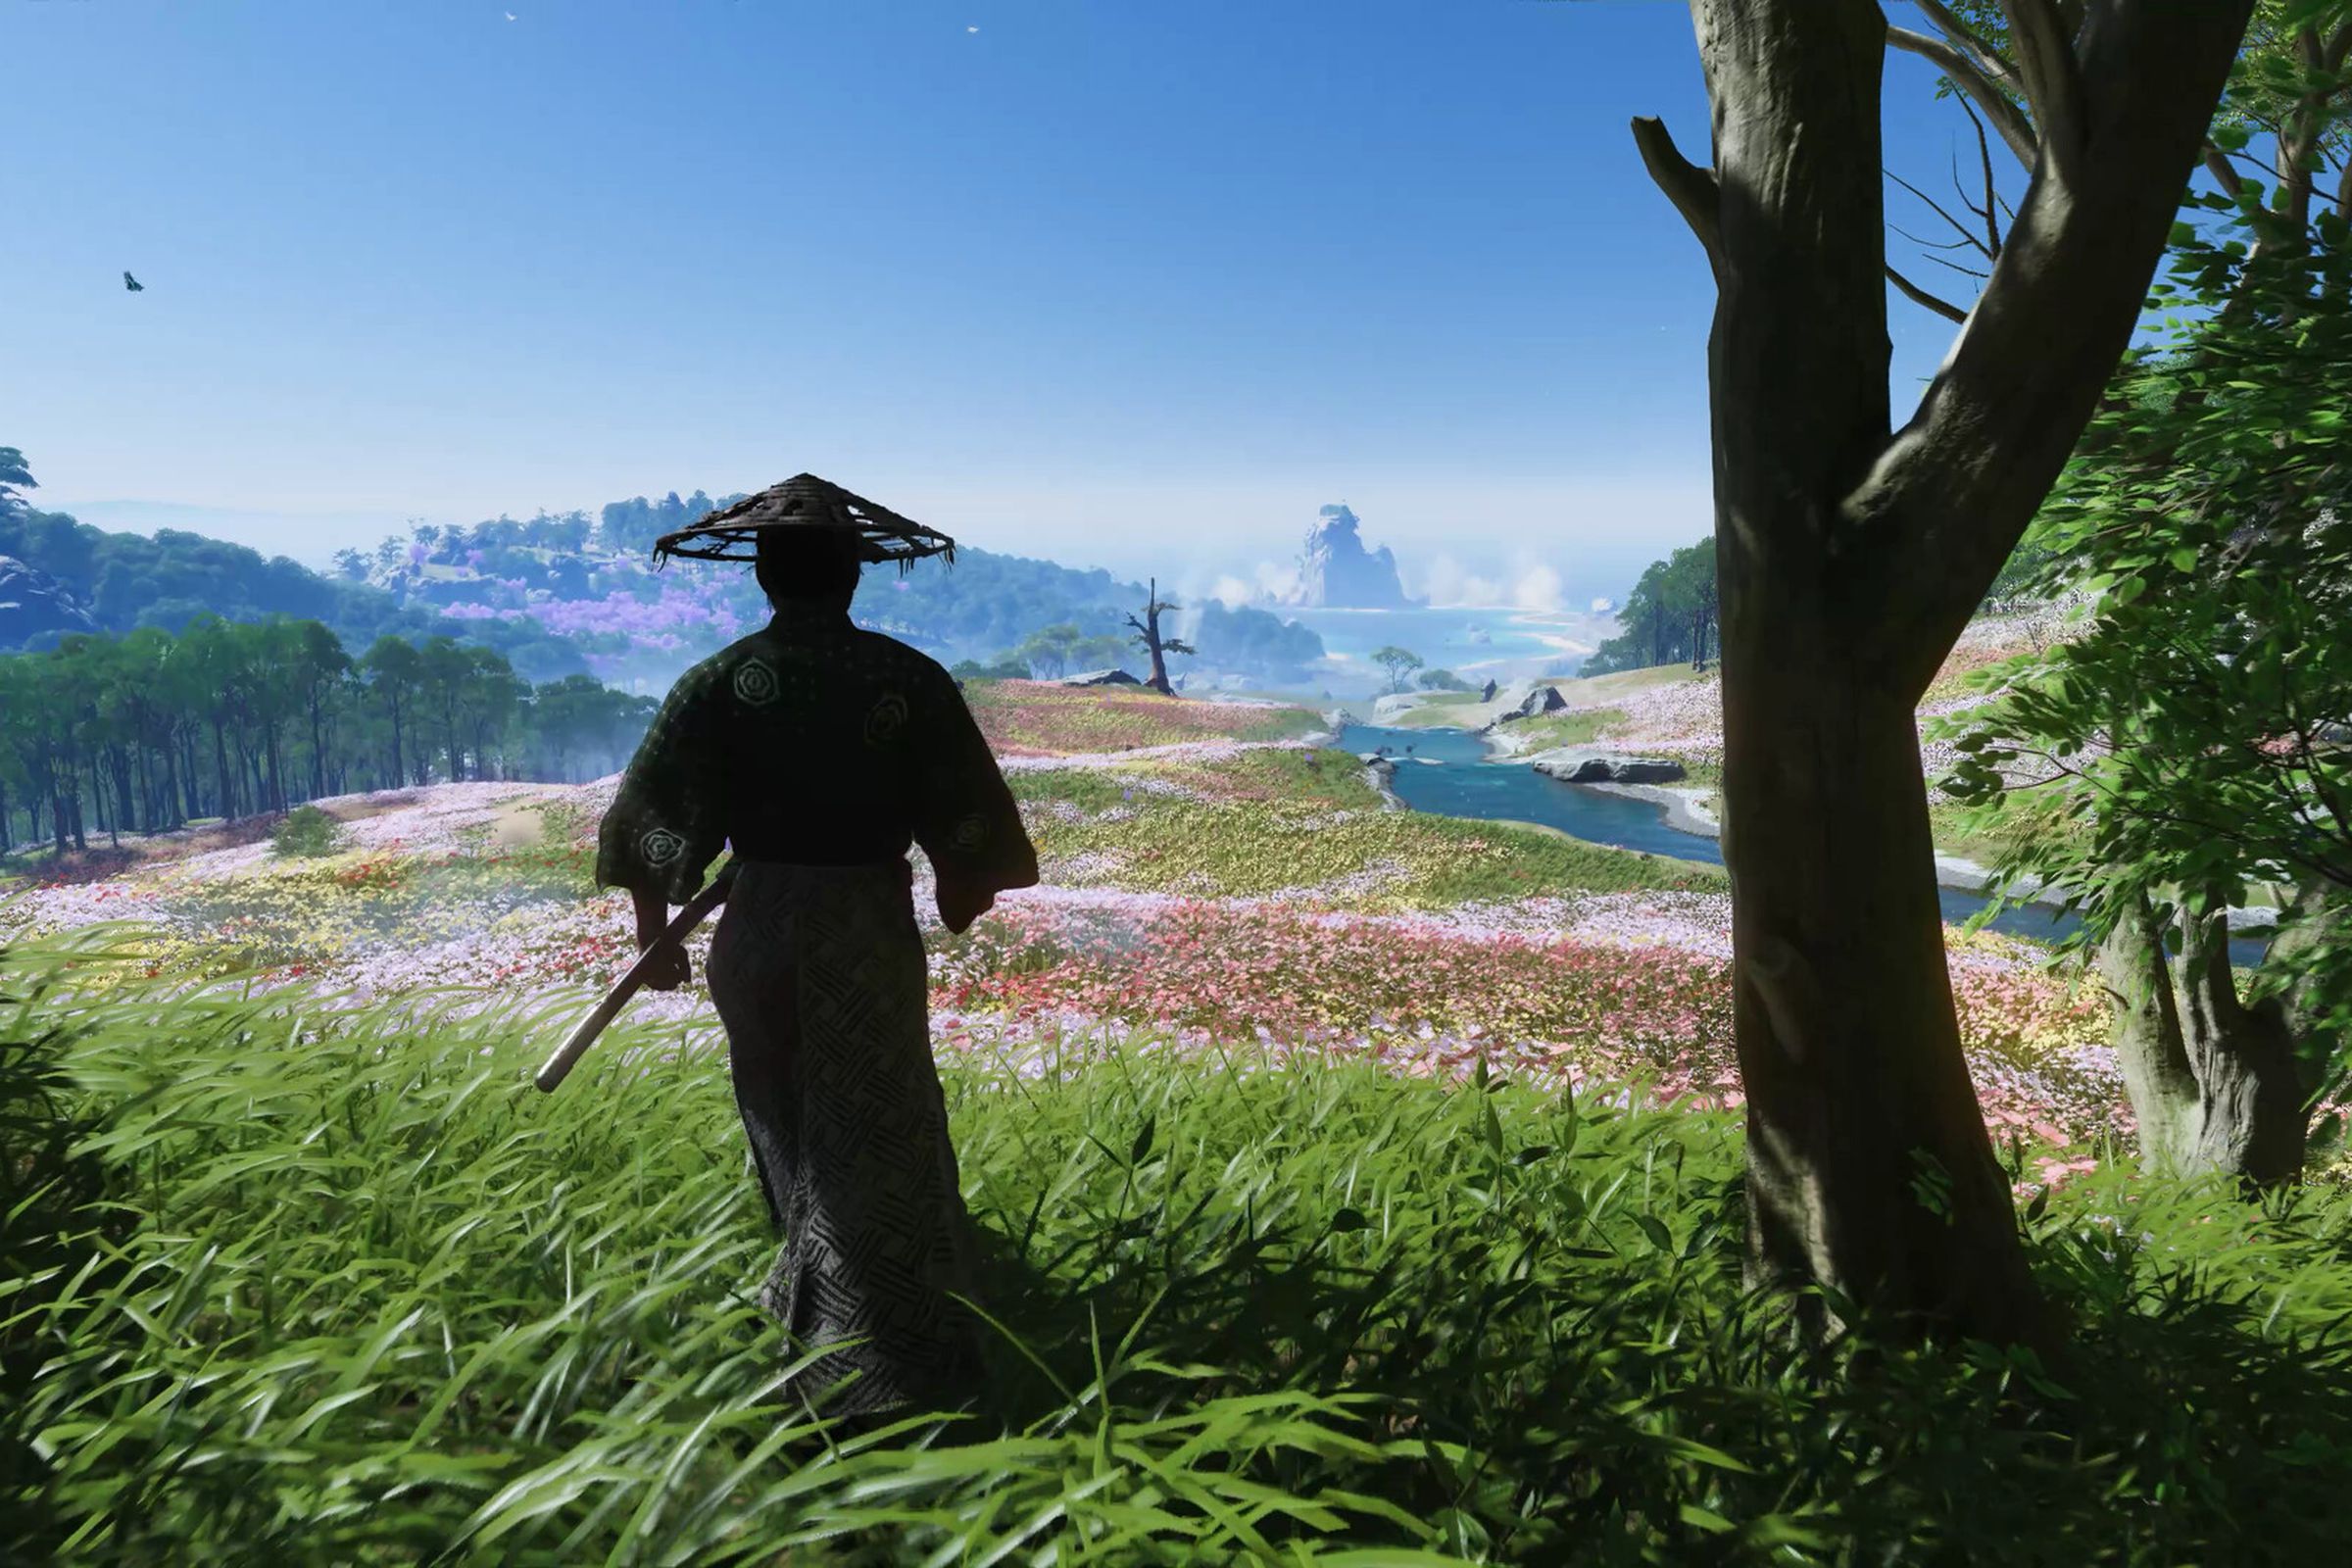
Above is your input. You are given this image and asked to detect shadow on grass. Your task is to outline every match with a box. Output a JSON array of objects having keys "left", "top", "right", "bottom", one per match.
[{"left": 7, "top": 946, "right": 2352, "bottom": 1564}]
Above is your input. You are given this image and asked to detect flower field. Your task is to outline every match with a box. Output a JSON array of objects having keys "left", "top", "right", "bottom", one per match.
[
  {"left": 962, "top": 678, "right": 1323, "bottom": 756},
  {"left": 15, "top": 677, "right": 2352, "bottom": 1563},
  {"left": 0, "top": 680, "right": 2246, "bottom": 1194}
]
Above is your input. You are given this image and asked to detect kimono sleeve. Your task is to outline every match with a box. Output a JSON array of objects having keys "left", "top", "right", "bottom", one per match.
[
  {"left": 596, "top": 658, "right": 731, "bottom": 906},
  {"left": 912, "top": 670, "right": 1039, "bottom": 898}
]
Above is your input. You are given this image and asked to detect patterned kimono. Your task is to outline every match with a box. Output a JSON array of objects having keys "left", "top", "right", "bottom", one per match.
[{"left": 596, "top": 603, "right": 1038, "bottom": 1417}]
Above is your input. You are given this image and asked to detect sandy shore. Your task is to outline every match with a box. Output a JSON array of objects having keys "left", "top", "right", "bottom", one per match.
[{"left": 1578, "top": 780, "right": 1721, "bottom": 837}]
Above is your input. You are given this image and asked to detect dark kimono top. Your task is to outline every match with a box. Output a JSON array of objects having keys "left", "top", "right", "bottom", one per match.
[{"left": 595, "top": 606, "right": 1040, "bottom": 907}]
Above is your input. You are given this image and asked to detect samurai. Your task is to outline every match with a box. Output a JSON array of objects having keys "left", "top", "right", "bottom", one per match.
[{"left": 593, "top": 474, "right": 1039, "bottom": 1421}]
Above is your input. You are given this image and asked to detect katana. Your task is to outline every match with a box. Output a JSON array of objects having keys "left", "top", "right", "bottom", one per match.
[{"left": 535, "top": 865, "right": 737, "bottom": 1093}]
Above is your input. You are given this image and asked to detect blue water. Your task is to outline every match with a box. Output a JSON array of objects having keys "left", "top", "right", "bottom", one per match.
[
  {"left": 1281, "top": 605, "right": 1609, "bottom": 694},
  {"left": 1335, "top": 722, "right": 2271, "bottom": 965}
]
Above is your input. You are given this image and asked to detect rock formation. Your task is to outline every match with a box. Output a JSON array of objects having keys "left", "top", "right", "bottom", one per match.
[
  {"left": 1489, "top": 684, "right": 1568, "bottom": 724},
  {"left": 1062, "top": 667, "right": 1141, "bottom": 687},
  {"left": 1530, "top": 749, "right": 1689, "bottom": 785},
  {"left": 1283, "top": 506, "right": 1420, "bottom": 610}
]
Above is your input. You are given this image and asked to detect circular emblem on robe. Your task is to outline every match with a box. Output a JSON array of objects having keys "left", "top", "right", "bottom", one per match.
[
  {"left": 640, "top": 826, "right": 686, "bottom": 866},
  {"left": 863, "top": 691, "right": 909, "bottom": 747},
  {"left": 950, "top": 812, "right": 988, "bottom": 852},
  {"left": 732, "top": 659, "right": 780, "bottom": 709}
]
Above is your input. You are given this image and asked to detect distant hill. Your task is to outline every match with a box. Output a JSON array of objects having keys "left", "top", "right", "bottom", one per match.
[
  {"left": 0, "top": 467, "right": 1327, "bottom": 691},
  {"left": 0, "top": 509, "right": 590, "bottom": 680},
  {"left": 345, "top": 495, "right": 1329, "bottom": 691}
]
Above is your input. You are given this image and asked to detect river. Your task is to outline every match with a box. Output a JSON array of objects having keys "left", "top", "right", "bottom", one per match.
[{"left": 1334, "top": 721, "right": 2272, "bottom": 967}]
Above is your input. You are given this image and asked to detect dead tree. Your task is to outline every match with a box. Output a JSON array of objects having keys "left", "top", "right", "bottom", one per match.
[{"left": 1125, "top": 578, "right": 1196, "bottom": 697}]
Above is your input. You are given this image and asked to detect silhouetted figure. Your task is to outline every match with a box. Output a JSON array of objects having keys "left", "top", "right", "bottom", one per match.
[
  {"left": 122, "top": 271, "right": 144, "bottom": 292},
  {"left": 595, "top": 475, "right": 1038, "bottom": 1422}
]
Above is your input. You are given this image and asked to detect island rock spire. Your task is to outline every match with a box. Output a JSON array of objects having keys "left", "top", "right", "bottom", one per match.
[{"left": 1283, "top": 505, "right": 1420, "bottom": 610}]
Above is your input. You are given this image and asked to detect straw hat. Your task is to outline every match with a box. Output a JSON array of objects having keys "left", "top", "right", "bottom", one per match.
[{"left": 653, "top": 473, "right": 956, "bottom": 571}]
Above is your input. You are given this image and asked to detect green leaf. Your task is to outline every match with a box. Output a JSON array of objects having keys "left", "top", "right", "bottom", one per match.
[{"left": 2169, "top": 548, "right": 2199, "bottom": 574}]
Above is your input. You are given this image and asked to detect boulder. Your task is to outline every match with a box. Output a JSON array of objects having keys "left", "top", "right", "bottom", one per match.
[
  {"left": 1531, "top": 749, "right": 1688, "bottom": 785},
  {"left": 0, "top": 555, "right": 99, "bottom": 648},
  {"left": 1371, "top": 691, "right": 1422, "bottom": 719},
  {"left": 1062, "top": 667, "right": 1141, "bottom": 687},
  {"left": 1492, "top": 684, "right": 1568, "bottom": 724}
]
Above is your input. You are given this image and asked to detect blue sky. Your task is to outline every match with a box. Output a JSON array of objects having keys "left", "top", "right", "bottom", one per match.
[{"left": 6, "top": 0, "right": 2027, "bottom": 605}]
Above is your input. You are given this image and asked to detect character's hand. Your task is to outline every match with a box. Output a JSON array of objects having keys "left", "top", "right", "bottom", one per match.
[
  {"left": 638, "top": 938, "right": 691, "bottom": 992},
  {"left": 937, "top": 879, "right": 996, "bottom": 935}
]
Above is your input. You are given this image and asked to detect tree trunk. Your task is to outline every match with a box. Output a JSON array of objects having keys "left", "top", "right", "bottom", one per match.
[
  {"left": 1724, "top": 642, "right": 2050, "bottom": 1341},
  {"left": 1143, "top": 580, "right": 1173, "bottom": 696},
  {"left": 2099, "top": 892, "right": 2205, "bottom": 1176},
  {"left": 212, "top": 718, "right": 235, "bottom": 824},
  {"left": 2178, "top": 905, "right": 2306, "bottom": 1184},
  {"left": 2097, "top": 884, "right": 2314, "bottom": 1186},
  {"left": 309, "top": 693, "right": 328, "bottom": 802},
  {"left": 1635, "top": 0, "right": 2253, "bottom": 1346},
  {"left": 177, "top": 730, "right": 201, "bottom": 820}
]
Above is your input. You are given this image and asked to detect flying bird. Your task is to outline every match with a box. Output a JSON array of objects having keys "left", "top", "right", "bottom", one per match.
[{"left": 123, "top": 271, "right": 144, "bottom": 292}]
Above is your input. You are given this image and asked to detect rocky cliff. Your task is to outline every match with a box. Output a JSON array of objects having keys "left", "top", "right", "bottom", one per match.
[{"left": 1284, "top": 505, "right": 1420, "bottom": 610}]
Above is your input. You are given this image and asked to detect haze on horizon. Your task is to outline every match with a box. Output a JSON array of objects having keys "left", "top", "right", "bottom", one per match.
[{"left": 8, "top": 0, "right": 2008, "bottom": 606}]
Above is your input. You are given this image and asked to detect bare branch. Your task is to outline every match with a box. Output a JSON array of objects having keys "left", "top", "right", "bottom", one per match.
[
  {"left": 1887, "top": 265, "right": 1972, "bottom": 322},
  {"left": 1843, "top": 0, "right": 2257, "bottom": 692},
  {"left": 1888, "top": 25, "right": 2039, "bottom": 170},
  {"left": 1920, "top": 252, "right": 1991, "bottom": 281},
  {"left": 1957, "top": 95, "right": 2004, "bottom": 256},
  {"left": 1887, "top": 168, "right": 1996, "bottom": 259},
  {"left": 2001, "top": 0, "right": 2088, "bottom": 180},
  {"left": 1891, "top": 224, "right": 1984, "bottom": 253},
  {"left": 1630, "top": 116, "right": 1721, "bottom": 270}
]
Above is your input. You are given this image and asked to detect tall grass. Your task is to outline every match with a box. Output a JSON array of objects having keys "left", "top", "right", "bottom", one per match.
[{"left": 8, "top": 932, "right": 2352, "bottom": 1563}]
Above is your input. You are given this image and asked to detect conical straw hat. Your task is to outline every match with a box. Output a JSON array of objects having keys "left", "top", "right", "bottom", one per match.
[{"left": 653, "top": 473, "right": 956, "bottom": 571}]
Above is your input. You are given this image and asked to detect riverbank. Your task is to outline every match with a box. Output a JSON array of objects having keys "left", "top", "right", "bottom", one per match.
[{"left": 1367, "top": 677, "right": 2106, "bottom": 912}]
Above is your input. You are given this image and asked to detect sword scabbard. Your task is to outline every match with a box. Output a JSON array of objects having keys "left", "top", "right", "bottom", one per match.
[{"left": 534, "top": 866, "right": 735, "bottom": 1093}]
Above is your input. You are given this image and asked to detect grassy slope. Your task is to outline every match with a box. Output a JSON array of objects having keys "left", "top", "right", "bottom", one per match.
[
  {"left": 9, "top": 944, "right": 2352, "bottom": 1563},
  {"left": 1012, "top": 743, "right": 1724, "bottom": 905}
]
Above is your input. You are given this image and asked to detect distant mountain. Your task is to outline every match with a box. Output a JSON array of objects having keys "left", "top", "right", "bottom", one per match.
[{"left": 1283, "top": 505, "right": 1421, "bottom": 610}]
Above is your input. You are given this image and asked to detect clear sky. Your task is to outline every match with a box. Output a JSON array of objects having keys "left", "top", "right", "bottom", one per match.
[{"left": 6, "top": 0, "right": 2025, "bottom": 605}]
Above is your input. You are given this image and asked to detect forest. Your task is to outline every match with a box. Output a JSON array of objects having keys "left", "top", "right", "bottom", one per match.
[
  {"left": 0, "top": 618, "right": 653, "bottom": 856},
  {"left": 0, "top": 495, "right": 590, "bottom": 683},
  {"left": 1583, "top": 536, "right": 1718, "bottom": 674}
]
